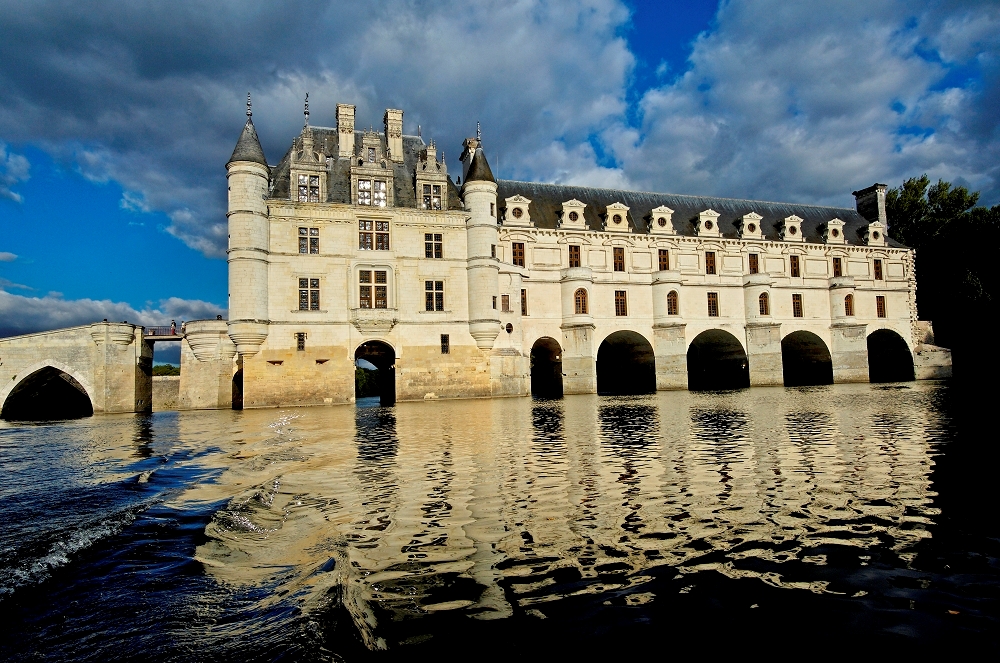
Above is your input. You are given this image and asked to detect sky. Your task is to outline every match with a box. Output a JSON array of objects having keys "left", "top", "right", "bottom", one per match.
[{"left": 1, "top": 0, "right": 998, "bottom": 361}]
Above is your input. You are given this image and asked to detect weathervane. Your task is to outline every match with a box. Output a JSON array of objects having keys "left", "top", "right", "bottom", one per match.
[
  {"left": 304, "top": 92, "right": 310, "bottom": 127},
  {"left": 476, "top": 121, "right": 481, "bottom": 142},
  {"left": 246, "top": 92, "right": 252, "bottom": 118}
]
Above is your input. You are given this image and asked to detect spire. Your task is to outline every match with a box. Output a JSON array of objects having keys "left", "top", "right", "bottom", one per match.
[
  {"left": 476, "top": 121, "right": 481, "bottom": 141},
  {"left": 303, "top": 92, "right": 310, "bottom": 127},
  {"left": 461, "top": 132, "right": 495, "bottom": 185},
  {"left": 228, "top": 94, "right": 267, "bottom": 167}
]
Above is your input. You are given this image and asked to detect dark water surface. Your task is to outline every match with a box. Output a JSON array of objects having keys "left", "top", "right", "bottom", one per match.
[{"left": 1, "top": 382, "right": 998, "bottom": 659}]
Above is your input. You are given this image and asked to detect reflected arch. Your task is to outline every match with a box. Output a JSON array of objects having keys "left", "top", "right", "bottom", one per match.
[
  {"left": 530, "top": 337, "right": 563, "bottom": 398},
  {"left": 867, "top": 329, "right": 914, "bottom": 382},
  {"left": 596, "top": 330, "right": 655, "bottom": 395},
  {"left": 1, "top": 365, "right": 94, "bottom": 421},
  {"left": 781, "top": 330, "right": 833, "bottom": 386},
  {"left": 355, "top": 340, "right": 396, "bottom": 406},
  {"left": 687, "top": 330, "right": 750, "bottom": 391}
]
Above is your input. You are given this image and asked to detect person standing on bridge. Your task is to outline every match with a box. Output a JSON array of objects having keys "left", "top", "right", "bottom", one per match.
[{"left": 170, "top": 320, "right": 176, "bottom": 335}]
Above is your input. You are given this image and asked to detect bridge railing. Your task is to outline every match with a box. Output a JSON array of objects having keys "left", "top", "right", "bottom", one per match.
[{"left": 145, "top": 326, "right": 181, "bottom": 336}]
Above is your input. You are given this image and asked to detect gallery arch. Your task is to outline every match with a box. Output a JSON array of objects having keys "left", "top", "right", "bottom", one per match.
[
  {"left": 355, "top": 340, "right": 397, "bottom": 406},
  {"left": 781, "top": 331, "right": 834, "bottom": 386},
  {"left": 596, "top": 331, "right": 655, "bottom": 395},
  {"left": 0, "top": 366, "right": 94, "bottom": 421},
  {"left": 530, "top": 337, "right": 563, "bottom": 398},
  {"left": 867, "top": 329, "right": 914, "bottom": 382},
  {"left": 687, "top": 330, "right": 750, "bottom": 391}
]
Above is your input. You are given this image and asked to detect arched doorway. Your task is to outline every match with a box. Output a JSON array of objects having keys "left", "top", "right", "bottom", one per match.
[
  {"left": 868, "top": 329, "right": 914, "bottom": 382},
  {"left": 530, "top": 337, "right": 563, "bottom": 398},
  {"left": 1, "top": 366, "right": 94, "bottom": 421},
  {"left": 597, "top": 331, "right": 655, "bottom": 395},
  {"left": 781, "top": 331, "right": 834, "bottom": 386},
  {"left": 355, "top": 341, "right": 396, "bottom": 406},
  {"left": 687, "top": 330, "right": 750, "bottom": 391}
]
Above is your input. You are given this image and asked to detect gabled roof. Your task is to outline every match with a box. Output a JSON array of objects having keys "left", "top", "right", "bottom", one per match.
[{"left": 228, "top": 118, "right": 268, "bottom": 167}]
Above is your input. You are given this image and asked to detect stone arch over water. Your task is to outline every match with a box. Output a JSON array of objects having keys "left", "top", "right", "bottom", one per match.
[
  {"left": 781, "top": 330, "right": 834, "bottom": 386},
  {"left": 687, "top": 329, "right": 750, "bottom": 391},
  {"left": 530, "top": 337, "right": 563, "bottom": 398},
  {"left": 596, "top": 330, "right": 655, "bottom": 395},
  {"left": 867, "top": 329, "right": 914, "bottom": 382},
  {"left": 355, "top": 340, "right": 396, "bottom": 406},
  {"left": 1, "top": 365, "right": 94, "bottom": 421}
]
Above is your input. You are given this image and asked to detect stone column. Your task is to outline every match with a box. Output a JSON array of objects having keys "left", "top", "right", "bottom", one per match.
[
  {"left": 651, "top": 270, "right": 686, "bottom": 389},
  {"left": 89, "top": 322, "right": 151, "bottom": 413},
  {"left": 559, "top": 267, "right": 596, "bottom": 394},
  {"left": 745, "top": 322, "right": 783, "bottom": 386},
  {"left": 179, "top": 319, "right": 237, "bottom": 409},
  {"left": 830, "top": 323, "right": 869, "bottom": 383}
]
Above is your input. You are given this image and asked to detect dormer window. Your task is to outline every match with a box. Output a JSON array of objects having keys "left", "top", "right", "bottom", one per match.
[
  {"left": 423, "top": 184, "right": 442, "bottom": 210},
  {"left": 357, "top": 179, "right": 387, "bottom": 207},
  {"left": 298, "top": 175, "right": 320, "bottom": 202},
  {"left": 368, "top": 147, "right": 376, "bottom": 162}
]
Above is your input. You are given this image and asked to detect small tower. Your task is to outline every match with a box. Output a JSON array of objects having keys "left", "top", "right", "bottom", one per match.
[
  {"left": 461, "top": 128, "right": 501, "bottom": 350},
  {"left": 226, "top": 93, "right": 270, "bottom": 357}
]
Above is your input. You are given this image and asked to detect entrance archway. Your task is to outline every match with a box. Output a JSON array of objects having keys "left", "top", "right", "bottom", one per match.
[
  {"left": 597, "top": 331, "right": 655, "bottom": 395},
  {"left": 530, "top": 337, "right": 563, "bottom": 398},
  {"left": 687, "top": 330, "right": 750, "bottom": 391},
  {"left": 781, "top": 331, "right": 833, "bottom": 386},
  {"left": 1, "top": 366, "right": 94, "bottom": 420},
  {"left": 867, "top": 329, "right": 914, "bottom": 382},
  {"left": 355, "top": 341, "right": 396, "bottom": 406}
]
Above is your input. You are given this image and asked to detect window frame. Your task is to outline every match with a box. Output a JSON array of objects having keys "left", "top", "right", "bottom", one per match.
[
  {"left": 873, "top": 259, "right": 883, "bottom": 281},
  {"left": 658, "top": 249, "right": 669, "bottom": 271},
  {"left": 833, "top": 257, "right": 843, "bottom": 278},
  {"left": 667, "top": 290, "right": 679, "bottom": 315},
  {"left": 614, "top": 290, "right": 628, "bottom": 316},
  {"left": 440, "top": 334, "right": 450, "bottom": 354},
  {"left": 574, "top": 288, "right": 588, "bottom": 315},
  {"left": 613, "top": 247, "right": 625, "bottom": 272},
  {"left": 521, "top": 289, "right": 528, "bottom": 316},
  {"left": 569, "top": 245, "right": 581, "bottom": 268},
  {"left": 512, "top": 242, "right": 525, "bottom": 267},
  {"left": 297, "top": 174, "right": 320, "bottom": 203},
  {"left": 845, "top": 293, "right": 855, "bottom": 316},
  {"left": 424, "top": 279, "right": 444, "bottom": 312},
  {"left": 792, "top": 293, "right": 804, "bottom": 318},
  {"left": 790, "top": 255, "right": 801, "bottom": 278},
  {"left": 876, "top": 295, "right": 887, "bottom": 318},
  {"left": 501, "top": 294, "right": 511, "bottom": 312},
  {"left": 748, "top": 253, "right": 759, "bottom": 275},
  {"left": 707, "top": 292, "right": 719, "bottom": 317},
  {"left": 424, "top": 233, "right": 443, "bottom": 259},
  {"left": 299, "top": 227, "right": 320, "bottom": 254},
  {"left": 759, "top": 292, "right": 770, "bottom": 316},
  {"left": 296, "top": 332, "right": 306, "bottom": 351},
  {"left": 705, "top": 251, "right": 716, "bottom": 275},
  {"left": 298, "top": 277, "right": 320, "bottom": 311}
]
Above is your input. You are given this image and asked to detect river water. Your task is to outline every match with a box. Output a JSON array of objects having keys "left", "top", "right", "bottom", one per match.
[{"left": 1, "top": 381, "right": 997, "bottom": 659}]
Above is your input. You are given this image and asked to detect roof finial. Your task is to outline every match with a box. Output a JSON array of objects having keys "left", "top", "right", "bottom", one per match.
[
  {"left": 417, "top": 124, "right": 421, "bottom": 137},
  {"left": 246, "top": 92, "right": 252, "bottom": 118},
  {"left": 476, "top": 121, "right": 481, "bottom": 142},
  {"left": 303, "top": 92, "right": 310, "bottom": 127}
]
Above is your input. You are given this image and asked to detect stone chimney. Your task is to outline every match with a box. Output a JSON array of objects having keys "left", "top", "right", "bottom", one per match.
[
  {"left": 337, "top": 103, "right": 355, "bottom": 158},
  {"left": 384, "top": 109, "right": 403, "bottom": 162},
  {"left": 852, "top": 183, "right": 888, "bottom": 227}
]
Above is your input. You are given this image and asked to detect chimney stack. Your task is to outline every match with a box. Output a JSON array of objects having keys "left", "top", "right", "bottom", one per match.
[
  {"left": 337, "top": 104, "right": 355, "bottom": 158},
  {"left": 384, "top": 109, "right": 403, "bottom": 162},
  {"left": 852, "top": 183, "right": 888, "bottom": 227}
]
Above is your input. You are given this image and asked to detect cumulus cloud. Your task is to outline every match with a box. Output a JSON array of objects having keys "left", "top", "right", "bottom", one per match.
[
  {"left": 0, "top": 289, "right": 225, "bottom": 338},
  {"left": 0, "top": 143, "right": 30, "bottom": 203}
]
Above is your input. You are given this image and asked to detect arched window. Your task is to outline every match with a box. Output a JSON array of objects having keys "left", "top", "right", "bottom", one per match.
[
  {"left": 844, "top": 293, "right": 855, "bottom": 316},
  {"left": 759, "top": 292, "right": 770, "bottom": 316},
  {"left": 667, "top": 290, "right": 679, "bottom": 315},
  {"left": 574, "top": 288, "right": 589, "bottom": 315}
]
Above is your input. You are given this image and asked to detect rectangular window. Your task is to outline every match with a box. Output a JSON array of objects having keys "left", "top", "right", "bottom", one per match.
[
  {"left": 373, "top": 180, "right": 387, "bottom": 207},
  {"left": 299, "top": 227, "right": 319, "bottom": 254},
  {"left": 705, "top": 251, "right": 716, "bottom": 275},
  {"left": 874, "top": 259, "right": 883, "bottom": 280},
  {"left": 658, "top": 249, "right": 669, "bottom": 271},
  {"left": 375, "top": 221, "right": 390, "bottom": 250},
  {"left": 707, "top": 292, "right": 719, "bottom": 317},
  {"left": 613, "top": 247, "right": 625, "bottom": 272},
  {"left": 749, "top": 253, "right": 759, "bottom": 275},
  {"left": 421, "top": 184, "right": 441, "bottom": 210},
  {"left": 359, "top": 220, "right": 373, "bottom": 250},
  {"left": 492, "top": 295, "right": 497, "bottom": 309},
  {"left": 374, "top": 270, "right": 387, "bottom": 309},
  {"left": 425, "top": 280, "right": 444, "bottom": 311},
  {"left": 297, "top": 174, "right": 319, "bottom": 202},
  {"left": 490, "top": 202, "right": 495, "bottom": 217},
  {"left": 440, "top": 334, "right": 450, "bottom": 354},
  {"left": 359, "top": 270, "right": 372, "bottom": 309},
  {"left": 296, "top": 332, "right": 306, "bottom": 351},
  {"left": 424, "top": 233, "right": 443, "bottom": 258},
  {"left": 876, "top": 295, "right": 887, "bottom": 318},
  {"left": 790, "top": 255, "right": 800, "bottom": 278},
  {"left": 792, "top": 293, "right": 803, "bottom": 318},
  {"left": 615, "top": 290, "right": 628, "bottom": 316},
  {"left": 569, "top": 245, "right": 581, "bottom": 268},
  {"left": 512, "top": 242, "right": 525, "bottom": 267},
  {"left": 521, "top": 289, "right": 528, "bottom": 316},
  {"left": 501, "top": 294, "right": 510, "bottom": 312},
  {"left": 833, "top": 257, "right": 842, "bottom": 278},
  {"left": 357, "top": 179, "right": 372, "bottom": 206},
  {"left": 491, "top": 244, "right": 496, "bottom": 259},
  {"left": 298, "top": 278, "right": 320, "bottom": 311}
]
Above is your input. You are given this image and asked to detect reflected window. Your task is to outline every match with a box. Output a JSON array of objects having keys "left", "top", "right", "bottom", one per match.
[
  {"left": 574, "top": 288, "right": 588, "bottom": 314},
  {"left": 759, "top": 292, "right": 770, "bottom": 316},
  {"left": 298, "top": 174, "right": 319, "bottom": 202},
  {"left": 667, "top": 290, "right": 679, "bottom": 315}
]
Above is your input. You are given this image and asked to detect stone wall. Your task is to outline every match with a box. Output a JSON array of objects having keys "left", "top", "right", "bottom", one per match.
[{"left": 152, "top": 376, "right": 180, "bottom": 411}]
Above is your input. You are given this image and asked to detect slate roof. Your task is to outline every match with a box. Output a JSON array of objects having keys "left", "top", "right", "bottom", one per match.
[
  {"left": 463, "top": 147, "right": 495, "bottom": 184},
  {"left": 496, "top": 180, "right": 902, "bottom": 247},
  {"left": 268, "top": 128, "right": 462, "bottom": 210},
  {"left": 228, "top": 118, "right": 268, "bottom": 166}
]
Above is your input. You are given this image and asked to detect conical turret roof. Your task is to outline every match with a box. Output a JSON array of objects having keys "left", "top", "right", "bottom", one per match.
[
  {"left": 228, "top": 118, "right": 268, "bottom": 166},
  {"left": 465, "top": 147, "right": 495, "bottom": 184}
]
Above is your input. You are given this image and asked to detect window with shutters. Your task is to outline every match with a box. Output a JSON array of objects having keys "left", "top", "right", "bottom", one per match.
[
  {"left": 833, "top": 257, "right": 843, "bottom": 277},
  {"left": 790, "top": 255, "right": 800, "bottom": 278},
  {"left": 759, "top": 292, "right": 770, "bottom": 316},
  {"left": 424, "top": 233, "right": 443, "bottom": 258},
  {"left": 667, "top": 290, "right": 679, "bottom": 315},
  {"left": 845, "top": 294, "right": 855, "bottom": 316},
  {"left": 569, "top": 245, "right": 581, "bottom": 268},
  {"left": 574, "top": 288, "right": 588, "bottom": 314},
  {"left": 298, "top": 227, "right": 319, "bottom": 254},
  {"left": 298, "top": 278, "right": 320, "bottom": 311},
  {"left": 792, "top": 293, "right": 803, "bottom": 318},
  {"left": 876, "top": 295, "right": 887, "bottom": 318},
  {"left": 521, "top": 289, "right": 528, "bottom": 316},
  {"left": 425, "top": 280, "right": 444, "bottom": 312},
  {"left": 298, "top": 174, "right": 320, "bottom": 202},
  {"left": 705, "top": 251, "right": 716, "bottom": 275},
  {"left": 614, "top": 290, "right": 627, "bottom": 316},
  {"left": 707, "top": 292, "right": 719, "bottom": 317},
  {"left": 874, "top": 259, "right": 883, "bottom": 280},
  {"left": 512, "top": 242, "right": 525, "bottom": 267},
  {"left": 613, "top": 247, "right": 625, "bottom": 272},
  {"left": 749, "top": 253, "right": 759, "bottom": 274},
  {"left": 658, "top": 249, "right": 669, "bottom": 271}
]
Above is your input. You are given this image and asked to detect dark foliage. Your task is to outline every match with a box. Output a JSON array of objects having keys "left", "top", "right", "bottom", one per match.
[{"left": 152, "top": 364, "right": 180, "bottom": 376}]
